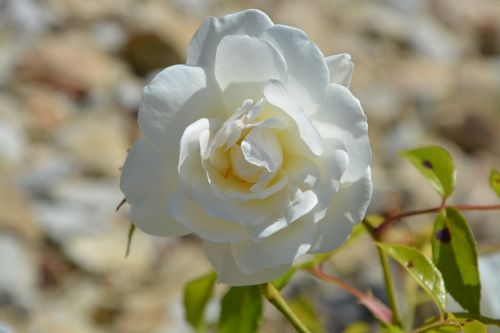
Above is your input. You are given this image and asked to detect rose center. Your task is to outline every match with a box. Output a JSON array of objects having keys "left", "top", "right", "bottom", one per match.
[
  {"left": 229, "top": 126, "right": 283, "bottom": 185},
  {"left": 229, "top": 144, "right": 263, "bottom": 183},
  {"left": 202, "top": 98, "right": 288, "bottom": 199}
]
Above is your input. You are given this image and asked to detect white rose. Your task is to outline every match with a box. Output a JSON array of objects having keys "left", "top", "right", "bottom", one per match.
[{"left": 120, "top": 9, "right": 372, "bottom": 286}]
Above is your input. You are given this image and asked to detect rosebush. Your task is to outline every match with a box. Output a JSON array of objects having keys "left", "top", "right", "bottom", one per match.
[{"left": 120, "top": 9, "right": 372, "bottom": 285}]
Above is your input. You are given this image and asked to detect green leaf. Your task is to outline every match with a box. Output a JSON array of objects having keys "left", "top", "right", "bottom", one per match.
[
  {"left": 424, "top": 325, "right": 458, "bottom": 333},
  {"left": 489, "top": 168, "right": 500, "bottom": 198},
  {"left": 462, "top": 320, "right": 487, "bottom": 333},
  {"left": 423, "top": 315, "right": 487, "bottom": 333},
  {"left": 288, "top": 295, "right": 326, "bottom": 333},
  {"left": 452, "top": 312, "right": 500, "bottom": 327},
  {"left": 400, "top": 146, "right": 456, "bottom": 198},
  {"left": 343, "top": 322, "right": 371, "bottom": 333},
  {"left": 183, "top": 272, "right": 217, "bottom": 332},
  {"left": 219, "top": 286, "right": 263, "bottom": 333},
  {"left": 426, "top": 323, "right": 485, "bottom": 333},
  {"left": 431, "top": 208, "right": 481, "bottom": 314},
  {"left": 377, "top": 243, "right": 447, "bottom": 313},
  {"left": 380, "top": 322, "right": 406, "bottom": 333}
]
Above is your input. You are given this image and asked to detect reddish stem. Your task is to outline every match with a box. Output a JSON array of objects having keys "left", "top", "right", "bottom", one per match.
[
  {"left": 375, "top": 203, "right": 500, "bottom": 236},
  {"left": 308, "top": 268, "right": 393, "bottom": 323}
]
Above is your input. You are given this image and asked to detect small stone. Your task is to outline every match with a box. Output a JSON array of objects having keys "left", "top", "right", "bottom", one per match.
[
  {"left": 0, "top": 178, "right": 41, "bottom": 242},
  {"left": 16, "top": 33, "right": 125, "bottom": 98},
  {"left": 32, "top": 180, "right": 121, "bottom": 243},
  {"left": 0, "top": 121, "right": 26, "bottom": 166},
  {"left": 63, "top": 221, "right": 155, "bottom": 277},
  {"left": 114, "top": 78, "right": 143, "bottom": 112},
  {"left": 55, "top": 111, "right": 129, "bottom": 179},
  {"left": 90, "top": 21, "right": 127, "bottom": 52},
  {"left": 121, "top": 32, "right": 183, "bottom": 77},
  {"left": 0, "top": 235, "right": 37, "bottom": 312},
  {"left": 19, "top": 154, "right": 77, "bottom": 197}
]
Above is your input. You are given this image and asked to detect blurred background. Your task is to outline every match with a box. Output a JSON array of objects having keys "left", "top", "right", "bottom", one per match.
[{"left": 0, "top": 0, "right": 499, "bottom": 332}]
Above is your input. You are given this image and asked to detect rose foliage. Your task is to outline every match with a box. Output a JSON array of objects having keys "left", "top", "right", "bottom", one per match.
[{"left": 120, "top": 9, "right": 372, "bottom": 285}]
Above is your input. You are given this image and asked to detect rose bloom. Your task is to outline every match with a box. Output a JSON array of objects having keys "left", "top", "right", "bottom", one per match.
[{"left": 120, "top": 9, "right": 372, "bottom": 286}]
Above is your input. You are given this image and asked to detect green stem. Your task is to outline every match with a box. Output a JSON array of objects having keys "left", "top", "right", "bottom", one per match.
[
  {"left": 377, "top": 245, "right": 403, "bottom": 327},
  {"left": 362, "top": 219, "right": 402, "bottom": 327},
  {"left": 261, "top": 283, "right": 311, "bottom": 333}
]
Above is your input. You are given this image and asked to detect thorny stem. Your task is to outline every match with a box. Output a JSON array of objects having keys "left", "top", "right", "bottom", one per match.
[
  {"left": 308, "top": 267, "right": 393, "bottom": 323},
  {"left": 375, "top": 203, "right": 500, "bottom": 237},
  {"left": 261, "top": 283, "right": 311, "bottom": 333}
]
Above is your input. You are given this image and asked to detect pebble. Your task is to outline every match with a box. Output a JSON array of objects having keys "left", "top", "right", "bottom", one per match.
[
  {"left": 32, "top": 180, "right": 121, "bottom": 243},
  {"left": 0, "top": 235, "right": 37, "bottom": 312},
  {"left": 55, "top": 111, "right": 129, "bottom": 179},
  {"left": 0, "top": 121, "right": 26, "bottom": 166}
]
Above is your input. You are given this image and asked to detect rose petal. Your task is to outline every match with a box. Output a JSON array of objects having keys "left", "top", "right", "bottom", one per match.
[
  {"left": 263, "top": 80, "right": 323, "bottom": 157},
  {"left": 312, "top": 83, "right": 371, "bottom": 184},
  {"left": 306, "top": 137, "right": 350, "bottom": 224},
  {"left": 261, "top": 25, "right": 329, "bottom": 116},
  {"left": 214, "top": 35, "right": 287, "bottom": 112},
  {"left": 187, "top": 9, "right": 273, "bottom": 73},
  {"left": 139, "top": 65, "right": 224, "bottom": 152},
  {"left": 231, "top": 219, "right": 317, "bottom": 273},
  {"left": 167, "top": 190, "right": 248, "bottom": 242},
  {"left": 120, "top": 139, "right": 190, "bottom": 236},
  {"left": 241, "top": 127, "right": 282, "bottom": 173},
  {"left": 325, "top": 53, "right": 354, "bottom": 88},
  {"left": 310, "top": 167, "right": 372, "bottom": 253},
  {"left": 179, "top": 118, "right": 222, "bottom": 183},
  {"left": 203, "top": 241, "right": 289, "bottom": 286},
  {"left": 251, "top": 189, "right": 318, "bottom": 239}
]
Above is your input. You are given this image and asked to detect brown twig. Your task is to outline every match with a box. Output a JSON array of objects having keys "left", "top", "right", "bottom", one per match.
[
  {"left": 308, "top": 267, "right": 393, "bottom": 324},
  {"left": 375, "top": 203, "right": 500, "bottom": 237},
  {"left": 115, "top": 197, "right": 127, "bottom": 212}
]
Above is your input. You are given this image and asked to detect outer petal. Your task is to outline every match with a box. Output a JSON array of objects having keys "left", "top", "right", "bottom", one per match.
[
  {"left": 187, "top": 9, "right": 273, "bottom": 72},
  {"left": 138, "top": 65, "right": 224, "bottom": 152},
  {"left": 251, "top": 189, "right": 318, "bottom": 239},
  {"left": 231, "top": 219, "right": 317, "bottom": 274},
  {"left": 203, "top": 241, "right": 289, "bottom": 286},
  {"left": 308, "top": 138, "right": 349, "bottom": 224},
  {"left": 167, "top": 190, "right": 248, "bottom": 243},
  {"left": 215, "top": 35, "right": 287, "bottom": 112},
  {"left": 120, "top": 139, "right": 190, "bottom": 236},
  {"left": 325, "top": 53, "right": 354, "bottom": 88},
  {"left": 261, "top": 25, "right": 329, "bottom": 116},
  {"left": 312, "top": 83, "right": 371, "bottom": 184},
  {"left": 310, "top": 168, "right": 372, "bottom": 253}
]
